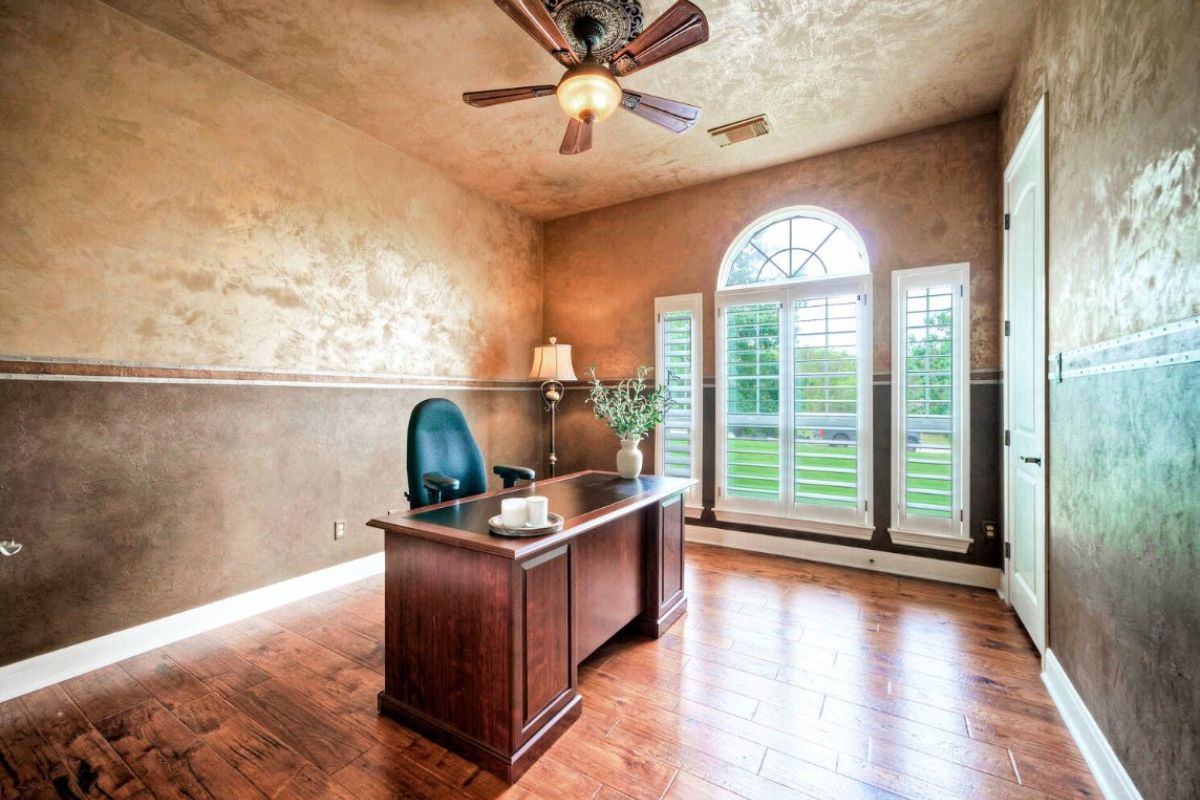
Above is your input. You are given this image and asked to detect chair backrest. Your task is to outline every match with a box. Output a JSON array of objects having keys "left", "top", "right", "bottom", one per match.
[{"left": 406, "top": 398, "right": 487, "bottom": 509}]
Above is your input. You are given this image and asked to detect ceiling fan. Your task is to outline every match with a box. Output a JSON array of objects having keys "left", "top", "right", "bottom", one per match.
[{"left": 464, "top": 0, "right": 709, "bottom": 155}]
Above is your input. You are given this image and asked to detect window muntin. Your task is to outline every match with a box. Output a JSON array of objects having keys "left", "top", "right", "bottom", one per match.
[
  {"left": 655, "top": 294, "right": 703, "bottom": 510},
  {"left": 721, "top": 210, "right": 868, "bottom": 288},
  {"left": 890, "top": 264, "right": 970, "bottom": 548}
]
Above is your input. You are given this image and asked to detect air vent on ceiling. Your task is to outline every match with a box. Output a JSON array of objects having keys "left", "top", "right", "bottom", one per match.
[{"left": 708, "top": 114, "right": 771, "bottom": 147}]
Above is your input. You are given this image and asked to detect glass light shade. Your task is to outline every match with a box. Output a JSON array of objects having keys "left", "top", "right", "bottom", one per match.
[
  {"left": 529, "top": 337, "right": 578, "bottom": 381},
  {"left": 556, "top": 63, "right": 621, "bottom": 124}
]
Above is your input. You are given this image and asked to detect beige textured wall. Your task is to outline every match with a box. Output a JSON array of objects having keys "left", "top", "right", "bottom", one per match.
[
  {"left": 0, "top": 0, "right": 543, "bottom": 379},
  {"left": 542, "top": 115, "right": 1002, "bottom": 377},
  {"left": 1001, "top": 0, "right": 1199, "bottom": 353}
]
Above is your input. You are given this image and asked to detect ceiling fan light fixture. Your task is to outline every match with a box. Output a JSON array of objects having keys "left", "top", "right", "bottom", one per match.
[{"left": 556, "top": 62, "right": 621, "bottom": 124}]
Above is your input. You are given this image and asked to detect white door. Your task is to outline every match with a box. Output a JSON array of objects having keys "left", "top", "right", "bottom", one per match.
[{"left": 1003, "top": 97, "right": 1047, "bottom": 652}]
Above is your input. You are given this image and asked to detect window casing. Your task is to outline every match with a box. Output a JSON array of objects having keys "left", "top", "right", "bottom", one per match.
[
  {"left": 889, "top": 263, "right": 971, "bottom": 552},
  {"left": 655, "top": 294, "right": 703, "bottom": 512},
  {"left": 714, "top": 208, "right": 873, "bottom": 538}
]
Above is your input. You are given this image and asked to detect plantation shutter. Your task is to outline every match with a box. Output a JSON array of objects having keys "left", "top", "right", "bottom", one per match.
[
  {"left": 723, "top": 301, "right": 782, "bottom": 503},
  {"left": 902, "top": 286, "right": 956, "bottom": 519},
  {"left": 655, "top": 295, "right": 703, "bottom": 508},
  {"left": 793, "top": 294, "right": 861, "bottom": 512},
  {"left": 889, "top": 263, "right": 970, "bottom": 546}
]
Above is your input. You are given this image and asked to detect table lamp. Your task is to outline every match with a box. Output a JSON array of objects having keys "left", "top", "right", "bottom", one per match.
[{"left": 529, "top": 336, "right": 577, "bottom": 476}]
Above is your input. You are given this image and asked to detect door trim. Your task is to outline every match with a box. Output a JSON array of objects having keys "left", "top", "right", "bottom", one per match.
[{"left": 1001, "top": 94, "right": 1048, "bottom": 651}]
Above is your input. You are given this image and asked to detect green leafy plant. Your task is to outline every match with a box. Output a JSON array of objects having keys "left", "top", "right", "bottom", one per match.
[{"left": 585, "top": 365, "right": 674, "bottom": 442}]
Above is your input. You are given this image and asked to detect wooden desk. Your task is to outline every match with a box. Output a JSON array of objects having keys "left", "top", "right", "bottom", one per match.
[{"left": 367, "top": 470, "right": 694, "bottom": 782}]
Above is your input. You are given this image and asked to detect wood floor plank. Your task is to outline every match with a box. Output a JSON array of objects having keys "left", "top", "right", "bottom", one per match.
[
  {"left": 275, "top": 763, "right": 360, "bottom": 800},
  {"left": 225, "top": 680, "right": 375, "bottom": 774},
  {"left": 758, "top": 749, "right": 902, "bottom": 800},
  {"left": 332, "top": 743, "right": 465, "bottom": 800},
  {"left": 866, "top": 738, "right": 1051, "bottom": 799},
  {"left": 0, "top": 543, "right": 1095, "bottom": 799},
  {"left": 96, "top": 699, "right": 266, "bottom": 800},
  {"left": 161, "top": 635, "right": 271, "bottom": 698},
  {"left": 0, "top": 696, "right": 69, "bottom": 797},
  {"left": 20, "top": 684, "right": 146, "bottom": 799},
  {"left": 118, "top": 650, "right": 213, "bottom": 711},
  {"left": 61, "top": 665, "right": 151, "bottom": 724},
  {"left": 548, "top": 726, "right": 677, "bottom": 800},
  {"left": 173, "top": 693, "right": 305, "bottom": 796}
]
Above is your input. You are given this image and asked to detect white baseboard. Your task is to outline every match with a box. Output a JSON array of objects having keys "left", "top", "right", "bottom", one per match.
[
  {"left": 1042, "top": 649, "right": 1143, "bottom": 800},
  {"left": 686, "top": 525, "right": 1000, "bottom": 589},
  {"left": 0, "top": 552, "right": 384, "bottom": 704}
]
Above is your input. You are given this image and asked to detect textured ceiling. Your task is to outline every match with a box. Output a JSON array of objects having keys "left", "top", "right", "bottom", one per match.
[{"left": 105, "top": 0, "right": 1036, "bottom": 220}]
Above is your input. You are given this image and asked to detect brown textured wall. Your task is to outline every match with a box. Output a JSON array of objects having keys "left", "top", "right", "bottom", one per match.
[
  {"left": 543, "top": 114, "right": 1002, "bottom": 378},
  {"left": 0, "top": 0, "right": 543, "bottom": 378},
  {"left": 0, "top": 378, "right": 541, "bottom": 665},
  {"left": 1001, "top": 2, "right": 1200, "bottom": 798}
]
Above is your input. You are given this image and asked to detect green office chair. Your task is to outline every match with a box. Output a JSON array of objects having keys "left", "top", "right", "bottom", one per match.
[{"left": 405, "top": 398, "right": 536, "bottom": 509}]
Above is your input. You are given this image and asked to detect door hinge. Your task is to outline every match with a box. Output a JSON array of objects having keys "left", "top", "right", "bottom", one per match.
[
  {"left": 959, "top": 284, "right": 964, "bottom": 297},
  {"left": 1004, "top": 320, "right": 1011, "bottom": 336},
  {"left": 1004, "top": 213, "right": 1011, "bottom": 230},
  {"left": 1004, "top": 429, "right": 1011, "bottom": 446},
  {"left": 717, "top": 486, "right": 723, "bottom": 497},
  {"left": 864, "top": 499, "right": 869, "bottom": 512},
  {"left": 1004, "top": 541, "right": 1011, "bottom": 559},
  {"left": 959, "top": 509, "right": 964, "bottom": 522}
]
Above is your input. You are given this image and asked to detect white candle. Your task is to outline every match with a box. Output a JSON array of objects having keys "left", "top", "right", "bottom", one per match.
[
  {"left": 526, "top": 496, "right": 549, "bottom": 527},
  {"left": 500, "top": 498, "right": 527, "bottom": 528}
]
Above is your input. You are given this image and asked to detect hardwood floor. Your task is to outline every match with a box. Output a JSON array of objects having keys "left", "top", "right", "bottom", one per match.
[{"left": 0, "top": 543, "right": 1100, "bottom": 799}]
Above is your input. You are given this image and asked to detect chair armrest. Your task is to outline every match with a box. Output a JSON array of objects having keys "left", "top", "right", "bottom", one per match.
[
  {"left": 493, "top": 464, "right": 536, "bottom": 488},
  {"left": 422, "top": 472, "right": 461, "bottom": 496}
]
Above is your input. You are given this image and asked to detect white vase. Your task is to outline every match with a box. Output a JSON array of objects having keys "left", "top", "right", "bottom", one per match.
[{"left": 616, "top": 438, "right": 643, "bottom": 479}]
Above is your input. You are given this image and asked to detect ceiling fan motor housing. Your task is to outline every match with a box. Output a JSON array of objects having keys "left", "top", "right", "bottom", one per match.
[{"left": 546, "top": 0, "right": 644, "bottom": 61}]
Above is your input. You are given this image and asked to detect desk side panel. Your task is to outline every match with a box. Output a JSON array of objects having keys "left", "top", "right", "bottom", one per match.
[{"left": 383, "top": 534, "right": 511, "bottom": 749}]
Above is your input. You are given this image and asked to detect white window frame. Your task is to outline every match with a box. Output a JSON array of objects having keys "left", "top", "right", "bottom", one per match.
[
  {"left": 714, "top": 273, "right": 874, "bottom": 541},
  {"left": 888, "top": 263, "right": 971, "bottom": 552},
  {"left": 655, "top": 293, "right": 704, "bottom": 513}
]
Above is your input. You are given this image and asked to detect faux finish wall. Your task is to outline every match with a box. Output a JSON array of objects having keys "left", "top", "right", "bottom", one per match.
[
  {"left": 0, "top": 0, "right": 545, "bottom": 667},
  {"left": 542, "top": 117, "right": 1004, "bottom": 566},
  {"left": 543, "top": 114, "right": 1003, "bottom": 377},
  {"left": 1002, "top": 2, "right": 1200, "bottom": 798},
  {"left": 0, "top": 0, "right": 542, "bottom": 379}
]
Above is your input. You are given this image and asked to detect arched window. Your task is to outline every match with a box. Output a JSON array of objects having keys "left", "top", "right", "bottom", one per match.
[
  {"left": 719, "top": 208, "right": 868, "bottom": 288},
  {"left": 714, "top": 207, "right": 874, "bottom": 536}
]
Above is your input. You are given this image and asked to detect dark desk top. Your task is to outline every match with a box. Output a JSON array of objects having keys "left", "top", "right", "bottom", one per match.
[{"left": 367, "top": 470, "right": 695, "bottom": 560}]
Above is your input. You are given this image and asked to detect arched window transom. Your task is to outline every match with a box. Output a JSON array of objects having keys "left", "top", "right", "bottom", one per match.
[{"left": 721, "top": 209, "right": 868, "bottom": 288}]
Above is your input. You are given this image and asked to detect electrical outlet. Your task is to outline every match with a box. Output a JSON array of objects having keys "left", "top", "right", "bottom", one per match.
[
  {"left": 983, "top": 521, "right": 997, "bottom": 538},
  {"left": 334, "top": 520, "right": 346, "bottom": 541}
]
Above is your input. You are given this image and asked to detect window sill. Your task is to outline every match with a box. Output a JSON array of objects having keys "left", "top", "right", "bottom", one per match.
[
  {"left": 887, "top": 528, "right": 972, "bottom": 553},
  {"left": 713, "top": 508, "right": 874, "bottom": 541}
]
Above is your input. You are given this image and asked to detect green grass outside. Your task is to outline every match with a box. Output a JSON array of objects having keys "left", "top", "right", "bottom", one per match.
[{"left": 725, "top": 437, "right": 951, "bottom": 515}]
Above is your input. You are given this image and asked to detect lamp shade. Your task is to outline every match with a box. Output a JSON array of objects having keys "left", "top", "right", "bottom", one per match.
[{"left": 529, "top": 337, "right": 578, "bottom": 381}]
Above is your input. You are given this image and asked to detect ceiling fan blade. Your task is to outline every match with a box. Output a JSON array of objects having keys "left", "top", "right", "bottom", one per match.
[
  {"left": 610, "top": 0, "right": 709, "bottom": 77},
  {"left": 493, "top": 0, "right": 578, "bottom": 66},
  {"left": 560, "top": 118, "right": 593, "bottom": 155},
  {"left": 463, "top": 85, "right": 558, "bottom": 107},
  {"left": 620, "top": 91, "right": 701, "bottom": 133}
]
